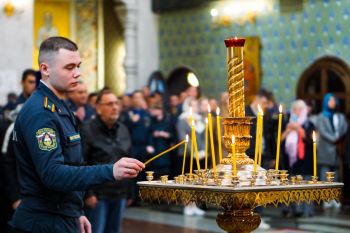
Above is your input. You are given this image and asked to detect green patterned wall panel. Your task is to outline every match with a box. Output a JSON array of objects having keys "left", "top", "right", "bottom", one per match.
[{"left": 159, "top": 0, "right": 350, "bottom": 107}]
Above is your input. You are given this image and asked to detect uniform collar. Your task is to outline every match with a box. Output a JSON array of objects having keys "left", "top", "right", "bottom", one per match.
[{"left": 38, "top": 82, "right": 69, "bottom": 116}]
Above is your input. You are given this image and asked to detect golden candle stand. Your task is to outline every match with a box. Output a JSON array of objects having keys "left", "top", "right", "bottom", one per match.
[{"left": 138, "top": 37, "right": 343, "bottom": 233}]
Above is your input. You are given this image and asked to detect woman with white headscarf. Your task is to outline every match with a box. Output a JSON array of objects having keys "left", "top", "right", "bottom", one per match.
[{"left": 281, "top": 100, "right": 315, "bottom": 217}]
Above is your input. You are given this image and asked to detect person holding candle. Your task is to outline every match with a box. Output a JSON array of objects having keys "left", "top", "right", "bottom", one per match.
[
  {"left": 316, "top": 93, "right": 348, "bottom": 209},
  {"left": 176, "top": 99, "right": 206, "bottom": 216},
  {"left": 280, "top": 100, "right": 316, "bottom": 217}
]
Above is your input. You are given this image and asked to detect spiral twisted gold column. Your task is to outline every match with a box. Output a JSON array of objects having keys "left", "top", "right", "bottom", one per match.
[{"left": 225, "top": 38, "right": 245, "bottom": 117}]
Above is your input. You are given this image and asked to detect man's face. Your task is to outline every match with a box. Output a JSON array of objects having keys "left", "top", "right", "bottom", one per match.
[
  {"left": 96, "top": 93, "right": 121, "bottom": 125},
  {"left": 257, "top": 96, "right": 268, "bottom": 110},
  {"left": 43, "top": 48, "right": 81, "bottom": 95},
  {"left": 69, "top": 83, "right": 88, "bottom": 106},
  {"left": 22, "top": 74, "right": 36, "bottom": 96},
  {"left": 169, "top": 95, "right": 179, "bottom": 107},
  {"left": 132, "top": 92, "right": 145, "bottom": 108}
]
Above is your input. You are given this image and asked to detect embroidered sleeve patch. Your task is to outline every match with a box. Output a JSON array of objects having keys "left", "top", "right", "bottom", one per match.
[{"left": 36, "top": 128, "right": 57, "bottom": 151}]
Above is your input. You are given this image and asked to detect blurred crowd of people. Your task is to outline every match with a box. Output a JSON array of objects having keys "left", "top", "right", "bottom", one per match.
[{"left": 1, "top": 69, "right": 350, "bottom": 233}]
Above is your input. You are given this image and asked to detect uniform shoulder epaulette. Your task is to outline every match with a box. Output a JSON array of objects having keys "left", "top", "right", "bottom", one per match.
[{"left": 43, "top": 96, "right": 56, "bottom": 112}]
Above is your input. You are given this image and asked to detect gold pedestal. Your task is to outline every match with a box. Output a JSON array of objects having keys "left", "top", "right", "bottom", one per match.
[
  {"left": 138, "top": 182, "right": 342, "bottom": 233},
  {"left": 221, "top": 117, "right": 255, "bottom": 165}
]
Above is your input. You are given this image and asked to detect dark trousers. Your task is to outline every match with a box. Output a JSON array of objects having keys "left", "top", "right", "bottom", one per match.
[
  {"left": 85, "top": 199, "right": 126, "bottom": 233},
  {"left": 11, "top": 214, "right": 79, "bottom": 233}
]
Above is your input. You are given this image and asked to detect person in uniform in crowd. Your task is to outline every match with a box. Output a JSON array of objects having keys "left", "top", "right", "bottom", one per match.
[
  {"left": 119, "top": 90, "right": 152, "bottom": 203},
  {"left": 147, "top": 103, "right": 175, "bottom": 178},
  {"left": 316, "top": 93, "right": 348, "bottom": 208},
  {"left": 15, "top": 69, "right": 37, "bottom": 106},
  {"left": 10, "top": 36, "right": 144, "bottom": 233},
  {"left": 82, "top": 90, "right": 133, "bottom": 233},
  {"left": 87, "top": 92, "right": 98, "bottom": 109},
  {"left": 66, "top": 81, "right": 96, "bottom": 126}
]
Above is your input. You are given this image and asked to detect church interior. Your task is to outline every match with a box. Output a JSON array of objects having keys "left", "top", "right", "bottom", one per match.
[{"left": 1, "top": 0, "right": 350, "bottom": 233}]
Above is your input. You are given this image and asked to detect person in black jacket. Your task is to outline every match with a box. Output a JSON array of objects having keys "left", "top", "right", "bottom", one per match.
[{"left": 82, "top": 90, "right": 132, "bottom": 233}]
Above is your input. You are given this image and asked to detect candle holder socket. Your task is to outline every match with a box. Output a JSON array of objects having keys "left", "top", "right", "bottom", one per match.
[
  {"left": 145, "top": 171, "right": 154, "bottom": 182},
  {"left": 160, "top": 175, "right": 168, "bottom": 184},
  {"left": 309, "top": 176, "right": 318, "bottom": 184},
  {"left": 174, "top": 176, "right": 181, "bottom": 184},
  {"left": 296, "top": 175, "right": 303, "bottom": 184},
  {"left": 250, "top": 171, "right": 258, "bottom": 187},
  {"left": 279, "top": 170, "right": 289, "bottom": 185},
  {"left": 231, "top": 175, "right": 239, "bottom": 187},
  {"left": 326, "top": 172, "right": 335, "bottom": 183},
  {"left": 290, "top": 176, "right": 296, "bottom": 185},
  {"left": 266, "top": 169, "right": 276, "bottom": 186}
]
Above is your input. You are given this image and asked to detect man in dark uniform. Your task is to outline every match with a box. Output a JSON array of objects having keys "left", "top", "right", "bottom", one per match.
[
  {"left": 15, "top": 69, "right": 37, "bottom": 106},
  {"left": 10, "top": 37, "right": 144, "bottom": 233}
]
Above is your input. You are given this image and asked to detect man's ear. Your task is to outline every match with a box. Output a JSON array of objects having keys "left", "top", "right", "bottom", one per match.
[{"left": 39, "top": 63, "right": 49, "bottom": 77}]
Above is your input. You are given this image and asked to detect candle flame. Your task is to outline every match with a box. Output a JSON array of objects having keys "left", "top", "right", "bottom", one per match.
[
  {"left": 234, "top": 36, "right": 237, "bottom": 40},
  {"left": 189, "top": 106, "right": 193, "bottom": 115},
  {"left": 257, "top": 104, "right": 263, "bottom": 115},
  {"left": 205, "top": 118, "right": 208, "bottom": 124},
  {"left": 185, "top": 134, "right": 189, "bottom": 143},
  {"left": 192, "top": 120, "right": 195, "bottom": 127},
  {"left": 216, "top": 107, "right": 220, "bottom": 115},
  {"left": 208, "top": 104, "right": 211, "bottom": 113},
  {"left": 312, "top": 131, "right": 316, "bottom": 142},
  {"left": 232, "top": 135, "right": 235, "bottom": 144},
  {"left": 279, "top": 104, "right": 283, "bottom": 113}
]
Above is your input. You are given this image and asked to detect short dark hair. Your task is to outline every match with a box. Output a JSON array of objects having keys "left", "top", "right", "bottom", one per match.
[
  {"left": 21, "top": 69, "right": 36, "bottom": 82},
  {"left": 38, "top": 37, "right": 78, "bottom": 64},
  {"left": 96, "top": 90, "right": 115, "bottom": 104},
  {"left": 255, "top": 89, "right": 270, "bottom": 99}
]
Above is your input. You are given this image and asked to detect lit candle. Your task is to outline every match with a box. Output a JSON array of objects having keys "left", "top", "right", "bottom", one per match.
[
  {"left": 258, "top": 105, "right": 264, "bottom": 166},
  {"left": 192, "top": 120, "right": 201, "bottom": 170},
  {"left": 181, "top": 135, "right": 189, "bottom": 175},
  {"left": 208, "top": 105, "right": 217, "bottom": 174},
  {"left": 216, "top": 107, "right": 223, "bottom": 163},
  {"left": 190, "top": 121, "right": 194, "bottom": 176},
  {"left": 312, "top": 131, "right": 317, "bottom": 177},
  {"left": 231, "top": 135, "right": 237, "bottom": 176},
  {"left": 205, "top": 118, "right": 208, "bottom": 170},
  {"left": 253, "top": 104, "right": 262, "bottom": 172},
  {"left": 189, "top": 106, "right": 193, "bottom": 125},
  {"left": 145, "top": 139, "right": 187, "bottom": 166},
  {"left": 275, "top": 105, "right": 283, "bottom": 171}
]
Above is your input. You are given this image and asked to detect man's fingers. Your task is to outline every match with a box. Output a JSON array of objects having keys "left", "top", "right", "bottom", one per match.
[
  {"left": 123, "top": 158, "right": 145, "bottom": 169},
  {"left": 123, "top": 168, "right": 138, "bottom": 176},
  {"left": 86, "top": 219, "right": 92, "bottom": 233},
  {"left": 80, "top": 220, "right": 85, "bottom": 233}
]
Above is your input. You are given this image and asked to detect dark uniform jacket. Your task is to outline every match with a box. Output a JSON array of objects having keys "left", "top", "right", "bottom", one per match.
[
  {"left": 120, "top": 109, "right": 152, "bottom": 161},
  {"left": 82, "top": 116, "right": 132, "bottom": 200},
  {"left": 11, "top": 82, "right": 114, "bottom": 232}
]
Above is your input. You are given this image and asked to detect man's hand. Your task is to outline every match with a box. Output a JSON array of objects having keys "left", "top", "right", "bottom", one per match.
[
  {"left": 79, "top": 216, "right": 91, "bottom": 233},
  {"left": 85, "top": 195, "right": 98, "bottom": 209},
  {"left": 113, "top": 157, "right": 145, "bottom": 180}
]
